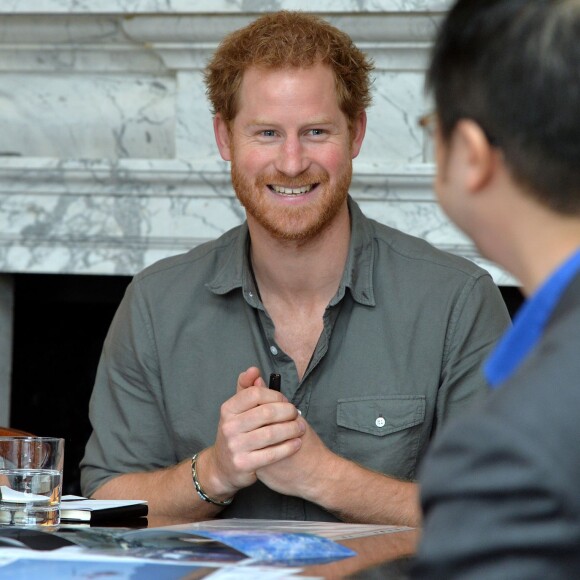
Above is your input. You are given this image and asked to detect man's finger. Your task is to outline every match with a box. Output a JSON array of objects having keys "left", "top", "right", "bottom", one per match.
[{"left": 236, "top": 366, "right": 262, "bottom": 392}]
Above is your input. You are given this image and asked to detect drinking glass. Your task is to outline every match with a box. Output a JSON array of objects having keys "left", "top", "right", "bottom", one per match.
[{"left": 0, "top": 436, "right": 65, "bottom": 527}]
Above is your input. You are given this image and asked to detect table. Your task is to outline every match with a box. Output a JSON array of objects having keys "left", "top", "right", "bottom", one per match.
[
  {"left": 2, "top": 516, "right": 418, "bottom": 579},
  {"left": 144, "top": 516, "right": 419, "bottom": 579},
  {"left": 301, "top": 528, "right": 418, "bottom": 578}
]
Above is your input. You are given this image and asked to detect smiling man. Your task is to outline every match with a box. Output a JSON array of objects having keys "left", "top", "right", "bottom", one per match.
[{"left": 80, "top": 11, "right": 510, "bottom": 525}]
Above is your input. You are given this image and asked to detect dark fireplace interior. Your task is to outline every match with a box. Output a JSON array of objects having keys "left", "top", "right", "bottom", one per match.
[
  {"left": 9, "top": 273, "right": 525, "bottom": 496},
  {"left": 10, "top": 274, "right": 131, "bottom": 495}
]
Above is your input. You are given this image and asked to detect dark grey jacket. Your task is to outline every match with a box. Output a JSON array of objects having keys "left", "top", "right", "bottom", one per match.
[{"left": 414, "top": 272, "right": 580, "bottom": 578}]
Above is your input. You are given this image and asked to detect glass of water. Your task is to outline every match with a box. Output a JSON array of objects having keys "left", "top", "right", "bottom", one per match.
[{"left": 0, "top": 436, "right": 65, "bottom": 527}]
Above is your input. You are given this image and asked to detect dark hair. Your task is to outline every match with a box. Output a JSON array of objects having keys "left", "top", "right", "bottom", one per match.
[
  {"left": 426, "top": 0, "right": 580, "bottom": 214},
  {"left": 204, "top": 11, "right": 374, "bottom": 133}
]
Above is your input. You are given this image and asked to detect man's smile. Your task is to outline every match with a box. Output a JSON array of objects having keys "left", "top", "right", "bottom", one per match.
[{"left": 268, "top": 184, "right": 317, "bottom": 196}]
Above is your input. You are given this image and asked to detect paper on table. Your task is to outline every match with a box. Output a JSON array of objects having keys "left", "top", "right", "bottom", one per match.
[
  {"left": 169, "top": 518, "right": 414, "bottom": 540},
  {"left": 0, "top": 547, "right": 223, "bottom": 580},
  {"left": 59, "top": 496, "right": 148, "bottom": 523},
  {"left": 61, "top": 498, "right": 147, "bottom": 511},
  {"left": 0, "top": 546, "right": 306, "bottom": 579},
  {"left": 116, "top": 527, "right": 355, "bottom": 565}
]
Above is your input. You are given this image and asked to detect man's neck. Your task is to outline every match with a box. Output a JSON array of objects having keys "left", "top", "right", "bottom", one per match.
[
  {"left": 248, "top": 204, "right": 351, "bottom": 306},
  {"left": 488, "top": 201, "right": 580, "bottom": 296},
  {"left": 517, "top": 219, "right": 580, "bottom": 296}
]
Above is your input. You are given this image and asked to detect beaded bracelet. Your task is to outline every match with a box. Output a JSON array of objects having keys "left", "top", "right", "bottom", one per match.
[{"left": 191, "top": 452, "right": 233, "bottom": 507}]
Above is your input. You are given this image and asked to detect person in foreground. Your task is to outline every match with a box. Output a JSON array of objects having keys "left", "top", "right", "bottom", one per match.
[
  {"left": 80, "top": 11, "right": 509, "bottom": 525},
  {"left": 413, "top": 0, "right": 580, "bottom": 577}
]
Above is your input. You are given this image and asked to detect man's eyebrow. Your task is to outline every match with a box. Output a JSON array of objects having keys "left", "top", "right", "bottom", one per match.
[
  {"left": 303, "top": 118, "right": 335, "bottom": 126},
  {"left": 247, "top": 118, "right": 336, "bottom": 127}
]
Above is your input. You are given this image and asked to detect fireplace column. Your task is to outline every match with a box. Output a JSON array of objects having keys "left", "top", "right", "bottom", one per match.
[{"left": 0, "top": 274, "right": 13, "bottom": 425}]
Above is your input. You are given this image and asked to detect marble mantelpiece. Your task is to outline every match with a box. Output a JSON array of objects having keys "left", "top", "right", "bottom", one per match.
[
  {"left": 0, "top": 1, "right": 509, "bottom": 280},
  {"left": 1, "top": 158, "right": 492, "bottom": 276}
]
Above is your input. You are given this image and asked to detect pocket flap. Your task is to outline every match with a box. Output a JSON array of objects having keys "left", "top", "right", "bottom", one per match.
[{"left": 337, "top": 396, "right": 426, "bottom": 436}]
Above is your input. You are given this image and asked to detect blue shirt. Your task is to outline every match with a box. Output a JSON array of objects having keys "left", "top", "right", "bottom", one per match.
[{"left": 485, "top": 248, "right": 580, "bottom": 388}]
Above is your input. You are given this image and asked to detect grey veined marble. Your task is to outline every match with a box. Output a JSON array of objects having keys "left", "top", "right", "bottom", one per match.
[
  {"left": 0, "top": 2, "right": 512, "bottom": 284},
  {"left": 0, "top": 75, "right": 175, "bottom": 159},
  {"left": 1, "top": 0, "right": 452, "bottom": 15}
]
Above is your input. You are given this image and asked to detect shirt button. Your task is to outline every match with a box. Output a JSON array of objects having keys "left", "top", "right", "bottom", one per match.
[
  {"left": 248, "top": 291, "right": 254, "bottom": 298},
  {"left": 375, "top": 416, "right": 386, "bottom": 428},
  {"left": 270, "top": 346, "right": 278, "bottom": 355}
]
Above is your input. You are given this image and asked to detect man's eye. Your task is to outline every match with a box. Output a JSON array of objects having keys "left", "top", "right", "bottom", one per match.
[
  {"left": 308, "top": 129, "right": 325, "bottom": 136},
  {"left": 261, "top": 130, "right": 276, "bottom": 137}
]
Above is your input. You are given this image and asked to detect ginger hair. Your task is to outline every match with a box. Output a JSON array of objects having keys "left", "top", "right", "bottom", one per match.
[{"left": 204, "top": 11, "right": 374, "bottom": 132}]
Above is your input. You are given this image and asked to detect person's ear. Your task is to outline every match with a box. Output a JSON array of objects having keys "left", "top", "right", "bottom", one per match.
[
  {"left": 453, "top": 119, "right": 498, "bottom": 193},
  {"left": 214, "top": 113, "right": 232, "bottom": 161},
  {"left": 350, "top": 111, "right": 367, "bottom": 159}
]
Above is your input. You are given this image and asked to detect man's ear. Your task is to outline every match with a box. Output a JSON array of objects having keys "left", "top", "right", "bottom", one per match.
[
  {"left": 350, "top": 111, "right": 367, "bottom": 159},
  {"left": 454, "top": 119, "right": 498, "bottom": 193},
  {"left": 214, "top": 113, "right": 232, "bottom": 161}
]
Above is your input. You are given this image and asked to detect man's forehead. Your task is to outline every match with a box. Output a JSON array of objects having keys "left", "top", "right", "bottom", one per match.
[
  {"left": 236, "top": 63, "right": 338, "bottom": 105},
  {"left": 240, "top": 62, "right": 334, "bottom": 82},
  {"left": 226, "top": 62, "right": 344, "bottom": 128},
  {"left": 225, "top": 62, "right": 344, "bottom": 126}
]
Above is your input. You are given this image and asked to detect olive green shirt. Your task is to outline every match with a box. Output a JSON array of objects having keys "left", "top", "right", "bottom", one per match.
[{"left": 81, "top": 197, "right": 510, "bottom": 521}]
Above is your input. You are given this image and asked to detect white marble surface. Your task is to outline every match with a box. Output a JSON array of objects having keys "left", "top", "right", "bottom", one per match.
[
  {"left": 0, "top": 2, "right": 513, "bottom": 284},
  {"left": 0, "top": 74, "right": 175, "bottom": 159},
  {"left": 2, "top": 0, "right": 452, "bottom": 14},
  {"left": 0, "top": 156, "right": 513, "bottom": 284}
]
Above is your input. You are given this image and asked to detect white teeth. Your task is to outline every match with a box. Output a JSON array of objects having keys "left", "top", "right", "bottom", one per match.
[{"left": 271, "top": 184, "right": 313, "bottom": 195}]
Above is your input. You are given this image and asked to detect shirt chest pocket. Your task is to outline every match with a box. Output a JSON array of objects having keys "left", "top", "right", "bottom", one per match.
[{"left": 336, "top": 395, "right": 426, "bottom": 480}]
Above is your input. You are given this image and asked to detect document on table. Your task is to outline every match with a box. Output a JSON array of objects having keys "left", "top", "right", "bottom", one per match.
[
  {"left": 0, "top": 518, "right": 412, "bottom": 578},
  {"left": 55, "top": 524, "right": 354, "bottom": 566},
  {"left": 166, "top": 518, "right": 414, "bottom": 540},
  {"left": 0, "top": 518, "right": 360, "bottom": 574},
  {"left": 60, "top": 495, "right": 148, "bottom": 522},
  {"left": 0, "top": 547, "right": 305, "bottom": 579}
]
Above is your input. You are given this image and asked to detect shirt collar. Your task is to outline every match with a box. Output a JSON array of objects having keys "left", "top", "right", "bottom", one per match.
[
  {"left": 206, "top": 195, "right": 376, "bottom": 307},
  {"left": 336, "top": 196, "right": 376, "bottom": 307},
  {"left": 485, "top": 247, "right": 580, "bottom": 388}
]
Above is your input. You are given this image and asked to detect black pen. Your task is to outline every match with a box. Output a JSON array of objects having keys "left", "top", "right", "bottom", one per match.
[
  {"left": 269, "top": 373, "right": 301, "bottom": 415},
  {"left": 269, "top": 373, "right": 281, "bottom": 391}
]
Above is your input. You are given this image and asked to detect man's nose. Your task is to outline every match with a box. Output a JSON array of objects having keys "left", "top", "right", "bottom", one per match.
[{"left": 275, "top": 136, "right": 309, "bottom": 177}]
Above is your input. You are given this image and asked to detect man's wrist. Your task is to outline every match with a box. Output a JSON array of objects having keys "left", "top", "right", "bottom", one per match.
[
  {"left": 191, "top": 450, "right": 234, "bottom": 507},
  {"left": 300, "top": 451, "right": 344, "bottom": 504}
]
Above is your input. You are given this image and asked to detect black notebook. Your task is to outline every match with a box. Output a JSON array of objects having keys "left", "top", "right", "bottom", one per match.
[{"left": 60, "top": 496, "right": 148, "bottom": 523}]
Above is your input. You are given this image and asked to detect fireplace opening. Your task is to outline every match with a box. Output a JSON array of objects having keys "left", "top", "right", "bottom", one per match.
[
  {"left": 9, "top": 273, "right": 524, "bottom": 496},
  {"left": 10, "top": 274, "right": 131, "bottom": 495}
]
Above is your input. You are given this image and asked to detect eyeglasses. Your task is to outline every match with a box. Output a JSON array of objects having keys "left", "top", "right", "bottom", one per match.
[{"left": 418, "top": 111, "right": 499, "bottom": 147}]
